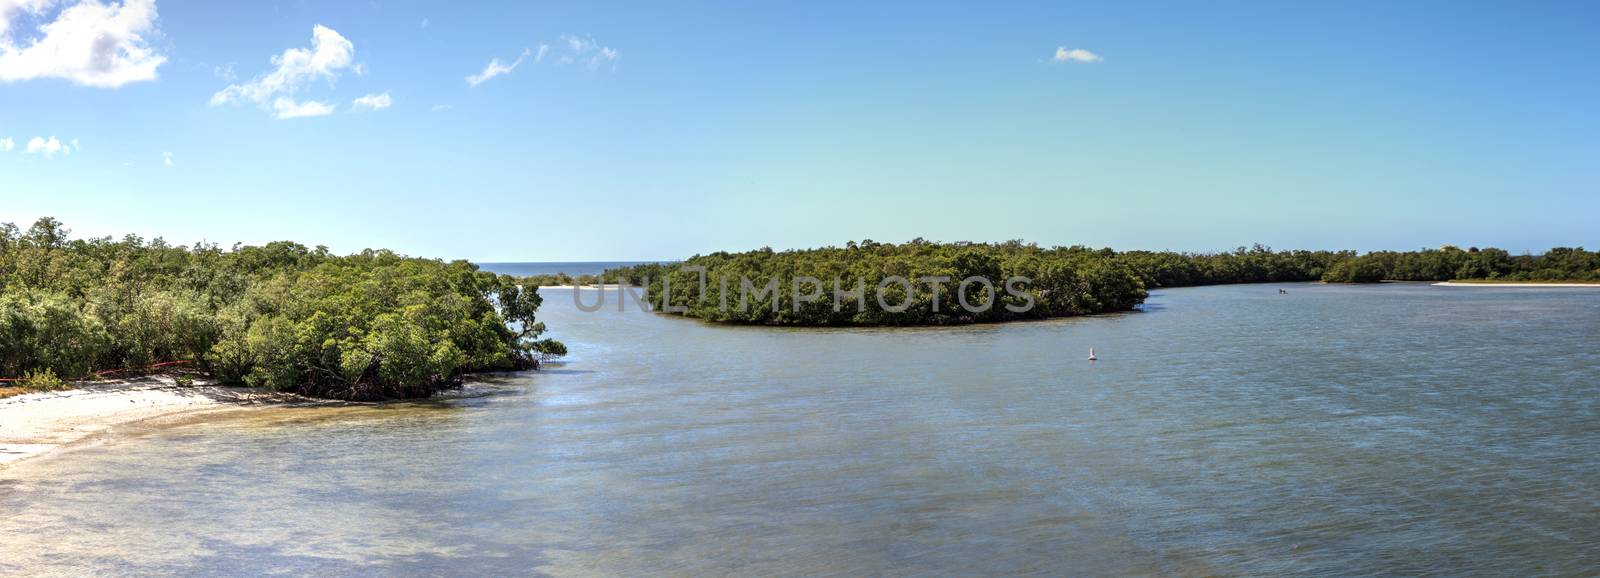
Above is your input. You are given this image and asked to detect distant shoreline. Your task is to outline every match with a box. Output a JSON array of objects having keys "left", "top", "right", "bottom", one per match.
[{"left": 1433, "top": 281, "right": 1600, "bottom": 288}]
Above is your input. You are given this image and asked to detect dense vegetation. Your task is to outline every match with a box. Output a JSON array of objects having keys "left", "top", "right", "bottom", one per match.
[
  {"left": 1319, "top": 246, "right": 1600, "bottom": 283},
  {"left": 1113, "top": 245, "right": 1350, "bottom": 287},
  {"left": 8, "top": 216, "right": 1593, "bottom": 377},
  {"left": 0, "top": 218, "right": 562, "bottom": 400},
  {"left": 590, "top": 241, "right": 1598, "bottom": 327},
  {"left": 517, "top": 272, "right": 629, "bottom": 287},
  {"left": 611, "top": 240, "right": 1149, "bottom": 325}
]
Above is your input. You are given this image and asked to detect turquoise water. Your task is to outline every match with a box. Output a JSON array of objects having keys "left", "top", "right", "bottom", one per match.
[{"left": 2, "top": 282, "right": 1597, "bottom": 576}]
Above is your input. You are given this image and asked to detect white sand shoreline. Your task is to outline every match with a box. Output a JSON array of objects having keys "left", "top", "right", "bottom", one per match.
[
  {"left": 0, "top": 377, "right": 307, "bottom": 469},
  {"left": 1432, "top": 282, "right": 1600, "bottom": 288}
]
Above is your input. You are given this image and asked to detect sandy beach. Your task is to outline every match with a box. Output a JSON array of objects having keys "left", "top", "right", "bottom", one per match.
[
  {"left": 1432, "top": 282, "right": 1600, "bottom": 288},
  {"left": 0, "top": 377, "right": 306, "bottom": 468}
]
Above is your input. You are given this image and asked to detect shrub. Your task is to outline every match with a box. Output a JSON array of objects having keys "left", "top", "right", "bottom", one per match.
[
  {"left": 19, "top": 368, "right": 68, "bottom": 391},
  {"left": 531, "top": 338, "right": 568, "bottom": 356},
  {"left": 0, "top": 291, "right": 108, "bottom": 378}
]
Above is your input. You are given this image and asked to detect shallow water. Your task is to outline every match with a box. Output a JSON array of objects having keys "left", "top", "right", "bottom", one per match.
[{"left": 3, "top": 283, "right": 1597, "bottom": 576}]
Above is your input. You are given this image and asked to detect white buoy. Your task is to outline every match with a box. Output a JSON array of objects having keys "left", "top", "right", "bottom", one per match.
[{"left": 1088, "top": 347, "right": 1097, "bottom": 361}]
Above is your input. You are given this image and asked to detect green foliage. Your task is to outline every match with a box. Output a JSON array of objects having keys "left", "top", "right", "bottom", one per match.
[
  {"left": 1321, "top": 258, "right": 1387, "bottom": 283},
  {"left": 530, "top": 338, "right": 568, "bottom": 356},
  {"left": 1318, "top": 246, "right": 1600, "bottom": 283},
  {"left": 0, "top": 218, "right": 563, "bottom": 400},
  {"left": 19, "top": 368, "right": 68, "bottom": 391},
  {"left": 605, "top": 240, "right": 1152, "bottom": 326},
  {"left": 603, "top": 241, "right": 1600, "bottom": 326},
  {"left": 0, "top": 290, "right": 107, "bottom": 379},
  {"left": 514, "top": 271, "right": 640, "bottom": 287},
  {"left": 1115, "top": 245, "right": 1351, "bottom": 288}
]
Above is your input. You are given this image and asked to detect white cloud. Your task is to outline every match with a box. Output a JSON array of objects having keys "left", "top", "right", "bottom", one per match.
[
  {"left": 419, "top": 17, "right": 428, "bottom": 29},
  {"left": 466, "top": 48, "right": 528, "bottom": 86},
  {"left": 556, "top": 34, "right": 618, "bottom": 70},
  {"left": 211, "top": 25, "right": 355, "bottom": 118},
  {"left": 562, "top": 34, "right": 589, "bottom": 54},
  {"left": 0, "top": 0, "right": 167, "bottom": 87},
  {"left": 24, "top": 135, "right": 71, "bottom": 157},
  {"left": 351, "top": 91, "right": 390, "bottom": 111},
  {"left": 0, "top": 136, "right": 12, "bottom": 151},
  {"left": 464, "top": 35, "right": 617, "bottom": 87},
  {"left": 430, "top": 103, "right": 451, "bottom": 112},
  {"left": 161, "top": 151, "right": 171, "bottom": 167},
  {"left": 593, "top": 46, "right": 619, "bottom": 69},
  {"left": 272, "top": 97, "right": 334, "bottom": 119},
  {"left": 1053, "top": 47, "right": 1102, "bottom": 63}
]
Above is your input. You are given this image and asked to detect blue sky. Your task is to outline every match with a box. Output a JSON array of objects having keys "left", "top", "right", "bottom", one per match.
[{"left": 2, "top": 0, "right": 1596, "bottom": 261}]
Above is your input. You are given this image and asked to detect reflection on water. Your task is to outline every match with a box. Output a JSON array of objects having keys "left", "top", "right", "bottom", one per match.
[{"left": 3, "top": 283, "right": 1598, "bottom": 576}]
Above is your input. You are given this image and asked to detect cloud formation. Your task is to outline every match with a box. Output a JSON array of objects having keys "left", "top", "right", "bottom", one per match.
[
  {"left": 351, "top": 91, "right": 391, "bottom": 111},
  {"left": 0, "top": 136, "right": 12, "bottom": 152},
  {"left": 557, "top": 34, "right": 618, "bottom": 69},
  {"left": 466, "top": 48, "right": 529, "bottom": 86},
  {"left": 468, "top": 36, "right": 617, "bottom": 85},
  {"left": 1053, "top": 47, "right": 1102, "bottom": 63},
  {"left": 211, "top": 25, "right": 356, "bottom": 119},
  {"left": 272, "top": 97, "right": 334, "bottom": 119},
  {"left": 24, "top": 135, "right": 72, "bottom": 157},
  {"left": 0, "top": 0, "right": 166, "bottom": 87},
  {"left": 162, "top": 151, "right": 171, "bottom": 167}
]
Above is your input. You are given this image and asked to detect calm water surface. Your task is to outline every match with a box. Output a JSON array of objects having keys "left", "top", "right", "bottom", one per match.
[{"left": 2, "top": 283, "right": 1597, "bottom": 576}]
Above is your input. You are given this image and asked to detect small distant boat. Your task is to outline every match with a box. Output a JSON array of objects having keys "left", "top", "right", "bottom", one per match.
[{"left": 1088, "top": 348, "right": 1097, "bottom": 361}]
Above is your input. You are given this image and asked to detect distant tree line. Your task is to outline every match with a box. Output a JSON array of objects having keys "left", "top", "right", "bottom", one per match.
[
  {"left": 1319, "top": 246, "right": 1600, "bottom": 283},
  {"left": 516, "top": 272, "right": 627, "bottom": 287},
  {"left": 0, "top": 218, "right": 562, "bottom": 400},
  {"left": 594, "top": 240, "right": 1160, "bottom": 326},
  {"left": 1112, "top": 245, "right": 1350, "bottom": 287},
  {"left": 580, "top": 241, "right": 1598, "bottom": 326}
]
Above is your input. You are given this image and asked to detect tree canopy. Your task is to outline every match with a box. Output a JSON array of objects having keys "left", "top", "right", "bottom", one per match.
[
  {"left": 0, "top": 218, "right": 562, "bottom": 400},
  {"left": 1320, "top": 246, "right": 1600, "bottom": 283},
  {"left": 585, "top": 241, "right": 1599, "bottom": 327},
  {"left": 601, "top": 240, "right": 1153, "bottom": 326}
]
